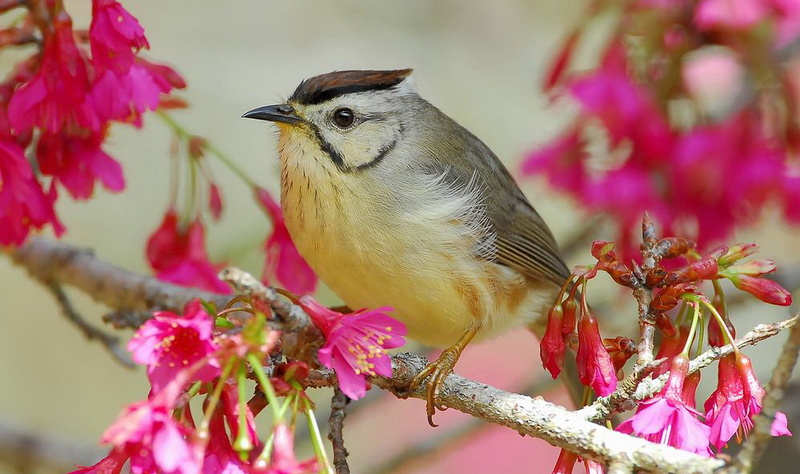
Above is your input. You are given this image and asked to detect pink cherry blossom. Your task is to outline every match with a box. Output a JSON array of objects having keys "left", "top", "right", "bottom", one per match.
[
  {"left": 35, "top": 129, "right": 125, "bottom": 200},
  {"left": 90, "top": 0, "right": 149, "bottom": 74},
  {"left": 705, "top": 352, "right": 792, "bottom": 450},
  {"left": 202, "top": 410, "right": 249, "bottom": 474},
  {"left": 101, "top": 399, "right": 200, "bottom": 474},
  {"left": 540, "top": 304, "right": 566, "bottom": 378},
  {"left": 255, "top": 187, "right": 317, "bottom": 294},
  {"left": 0, "top": 140, "right": 64, "bottom": 245},
  {"left": 7, "top": 11, "right": 99, "bottom": 134},
  {"left": 263, "top": 423, "right": 318, "bottom": 474},
  {"left": 146, "top": 216, "right": 231, "bottom": 293},
  {"left": 90, "top": 65, "right": 163, "bottom": 126},
  {"left": 299, "top": 296, "right": 406, "bottom": 400},
  {"left": 68, "top": 450, "right": 127, "bottom": 474},
  {"left": 127, "top": 299, "right": 220, "bottom": 391},
  {"left": 617, "top": 355, "right": 713, "bottom": 456},
  {"left": 576, "top": 312, "right": 617, "bottom": 396}
]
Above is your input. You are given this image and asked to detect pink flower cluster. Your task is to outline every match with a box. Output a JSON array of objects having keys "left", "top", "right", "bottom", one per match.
[
  {"left": 542, "top": 226, "right": 792, "bottom": 470},
  {"left": 144, "top": 186, "right": 317, "bottom": 295},
  {"left": 523, "top": 0, "right": 800, "bottom": 258},
  {"left": 0, "top": 0, "right": 185, "bottom": 246},
  {"left": 72, "top": 296, "right": 406, "bottom": 473}
]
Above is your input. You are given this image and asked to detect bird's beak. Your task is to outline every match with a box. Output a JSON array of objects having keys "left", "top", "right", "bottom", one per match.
[{"left": 242, "top": 104, "right": 304, "bottom": 125}]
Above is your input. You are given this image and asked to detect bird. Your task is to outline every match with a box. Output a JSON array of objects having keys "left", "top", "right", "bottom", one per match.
[{"left": 243, "top": 69, "right": 570, "bottom": 425}]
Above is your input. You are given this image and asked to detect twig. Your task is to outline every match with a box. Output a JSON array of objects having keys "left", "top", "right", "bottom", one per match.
[
  {"left": 46, "top": 282, "right": 135, "bottom": 368},
  {"left": 328, "top": 388, "right": 350, "bottom": 474},
  {"left": 633, "top": 215, "right": 659, "bottom": 367},
  {"left": 7, "top": 237, "right": 231, "bottom": 312},
  {"left": 372, "top": 373, "right": 566, "bottom": 474},
  {"left": 379, "top": 352, "right": 723, "bottom": 472},
  {"left": 723, "top": 316, "right": 800, "bottom": 473}
]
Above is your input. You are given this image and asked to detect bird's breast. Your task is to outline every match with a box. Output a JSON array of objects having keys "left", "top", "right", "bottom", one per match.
[{"left": 277, "top": 138, "right": 551, "bottom": 347}]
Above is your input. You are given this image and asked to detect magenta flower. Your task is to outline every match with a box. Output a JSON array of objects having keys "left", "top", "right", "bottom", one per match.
[
  {"left": 299, "top": 296, "right": 406, "bottom": 400},
  {"left": 90, "top": 65, "right": 163, "bottom": 126},
  {"left": 705, "top": 353, "right": 792, "bottom": 450},
  {"left": 264, "top": 423, "right": 319, "bottom": 474},
  {"left": 90, "top": 0, "right": 150, "bottom": 74},
  {"left": 35, "top": 130, "right": 125, "bottom": 200},
  {"left": 255, "top": 187, "right": 318, "bottom": 294},
  {"left": 100, "top": 399, "right": 200, "bottom": 474},
  {"left": 727, "top": 274, "right": 793, "bottom": 306},
  {"left": 202, "top": 410, "right": 248, "bottom": 474},
  {"left": 540, "top": 304, "right": 566, "bottom": 378},
  {"left": 617, "top": 355, "right": 713, "bottom": 456},
  {"left": 7, "top": 11, "right": 99, "bottom": 134},
  {"left": 68, "top": 450, "right": 126, "bottom": 474},
  {"left": 576, "top": 312, "right": 617, "bottom": 396},
  {"left": 146, "top": 215, "right": 231, "bottom": 293},
  {"left": 0, "top": 140, "right": 64, "bottom": 245},
  {"left": 128, "top": 299, "right": 220, "bottom": 391},
  {"left": 695, "top": 0, "right": 770, "bottom": 30}
]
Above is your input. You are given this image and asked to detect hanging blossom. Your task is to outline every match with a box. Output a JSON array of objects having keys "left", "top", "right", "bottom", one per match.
[
  {"left": 145, "top": 209, "right": 231, "bottom": 294},
  {"left": 256, "top": 187, "right": 318, "bottom": 295},
  {"left": 617, "top": 355, "right": 713, "bottom": 456},
  {"left": 522, "top": 1, "right": 800, "bottom": 258},
  {"left": 704, "top": 352, "right": 791, "bottom": 450},
  {"left": 299, "top": 296, "right": 406, "bottom": 400},
  {"left": 575, "top": 311, "right": 617, "bottom": 397},
  {"left": 0, "top": 0, "right": 184, "bottom": 243}
]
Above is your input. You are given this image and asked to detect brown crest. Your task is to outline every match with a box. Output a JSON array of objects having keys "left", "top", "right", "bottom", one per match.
[{"left": 289, "top": 69, "right": 413, "bottom": 105}]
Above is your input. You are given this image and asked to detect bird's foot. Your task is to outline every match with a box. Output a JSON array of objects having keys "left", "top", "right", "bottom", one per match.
[{"left": 407, "top": 328, "right": 478, "bottom": 427}]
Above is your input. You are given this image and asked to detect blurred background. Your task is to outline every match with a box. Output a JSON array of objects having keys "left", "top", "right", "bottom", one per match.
[{"left": 0, "top": 1, "right": 797, "bottom": 473}]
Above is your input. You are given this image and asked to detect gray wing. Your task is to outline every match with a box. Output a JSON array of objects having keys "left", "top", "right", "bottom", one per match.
[{"left": 419, "top": 107, "right": 571, "bottom": 287}]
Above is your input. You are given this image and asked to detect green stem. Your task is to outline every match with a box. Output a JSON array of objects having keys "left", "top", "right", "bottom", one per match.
[
  {"left": 247, "top": 353, "right": 282, "bottom": 420},
  {"left": 198, "top": 356, "right": 237, "bottom": 436},
  {"left": 701, "top": 298, "right": 738, "bottom": 351},
  {"left": 305, "top": 408, "right": 334, "bottom": 474},
  {"left": 156, "top": 111, "right": 258, "bottom": 190},
  {"left": 681, "top": 301, "right": 701, "bottom": 356},
  {"left": 233, "top": 363, "right": 255, "bottom": 456}
]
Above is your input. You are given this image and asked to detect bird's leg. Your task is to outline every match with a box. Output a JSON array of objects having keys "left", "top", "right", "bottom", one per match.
[{"left": 408, "top": 327, "right": 479, "bottom": 427}]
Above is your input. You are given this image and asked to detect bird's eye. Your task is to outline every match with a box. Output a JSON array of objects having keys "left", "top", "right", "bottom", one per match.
[{"left": 332, "top": 108, "right": 355, "bottom": 128}]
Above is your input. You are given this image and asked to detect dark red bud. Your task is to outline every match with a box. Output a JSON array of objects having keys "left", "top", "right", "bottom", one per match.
[{"left": 656, "top": 237, "right": 696, "bottom": 259}]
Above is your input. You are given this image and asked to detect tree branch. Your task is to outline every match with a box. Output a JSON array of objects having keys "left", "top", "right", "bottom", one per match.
[
  {"left": 7, "top": 237, "right": 231, "bottom": 313},
  {"left": 5, "top": 237, "right": 793, "bottom": 473}
]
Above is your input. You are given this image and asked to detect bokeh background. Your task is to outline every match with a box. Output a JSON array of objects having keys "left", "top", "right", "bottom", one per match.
[{"left": 0, "top": 1, "right": 798, "bottom": 473}]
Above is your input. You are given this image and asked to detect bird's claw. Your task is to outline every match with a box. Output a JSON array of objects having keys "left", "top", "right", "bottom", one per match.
[{"left": 408, "top": 346, "right": 462, "bottom": 427}]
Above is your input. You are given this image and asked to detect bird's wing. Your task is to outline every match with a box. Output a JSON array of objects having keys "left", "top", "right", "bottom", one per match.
[{"left": 461, "top": 133, "right": 571, "bottom": 286}]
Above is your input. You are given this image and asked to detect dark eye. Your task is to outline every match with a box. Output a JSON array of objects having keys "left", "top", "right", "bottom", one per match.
[{"left": 332, "top": 108, "right": 355, "bottom": 128}]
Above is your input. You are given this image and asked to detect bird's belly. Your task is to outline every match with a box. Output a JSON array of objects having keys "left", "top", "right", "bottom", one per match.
[{"left": 286, "top": 207, "right": 545, "bottom": 348}]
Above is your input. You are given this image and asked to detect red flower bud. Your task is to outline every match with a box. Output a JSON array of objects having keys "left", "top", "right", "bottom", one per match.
[
  {"left": 730, "top": 275, "right": 792, "bottom": 306},
  {"left": 561, "top": 297, "right": 579, "bottom": 338},
  {"left": 576, "top": 313, "right": 617, "bottom": 396},
  {"left": 540, "top": 304, "right": 566, "bottom": 379}
]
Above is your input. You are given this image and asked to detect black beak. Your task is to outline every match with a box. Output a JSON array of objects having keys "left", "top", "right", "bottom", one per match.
[{"left": 242, "top": 104, "right": 304, "bottom": 125}]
